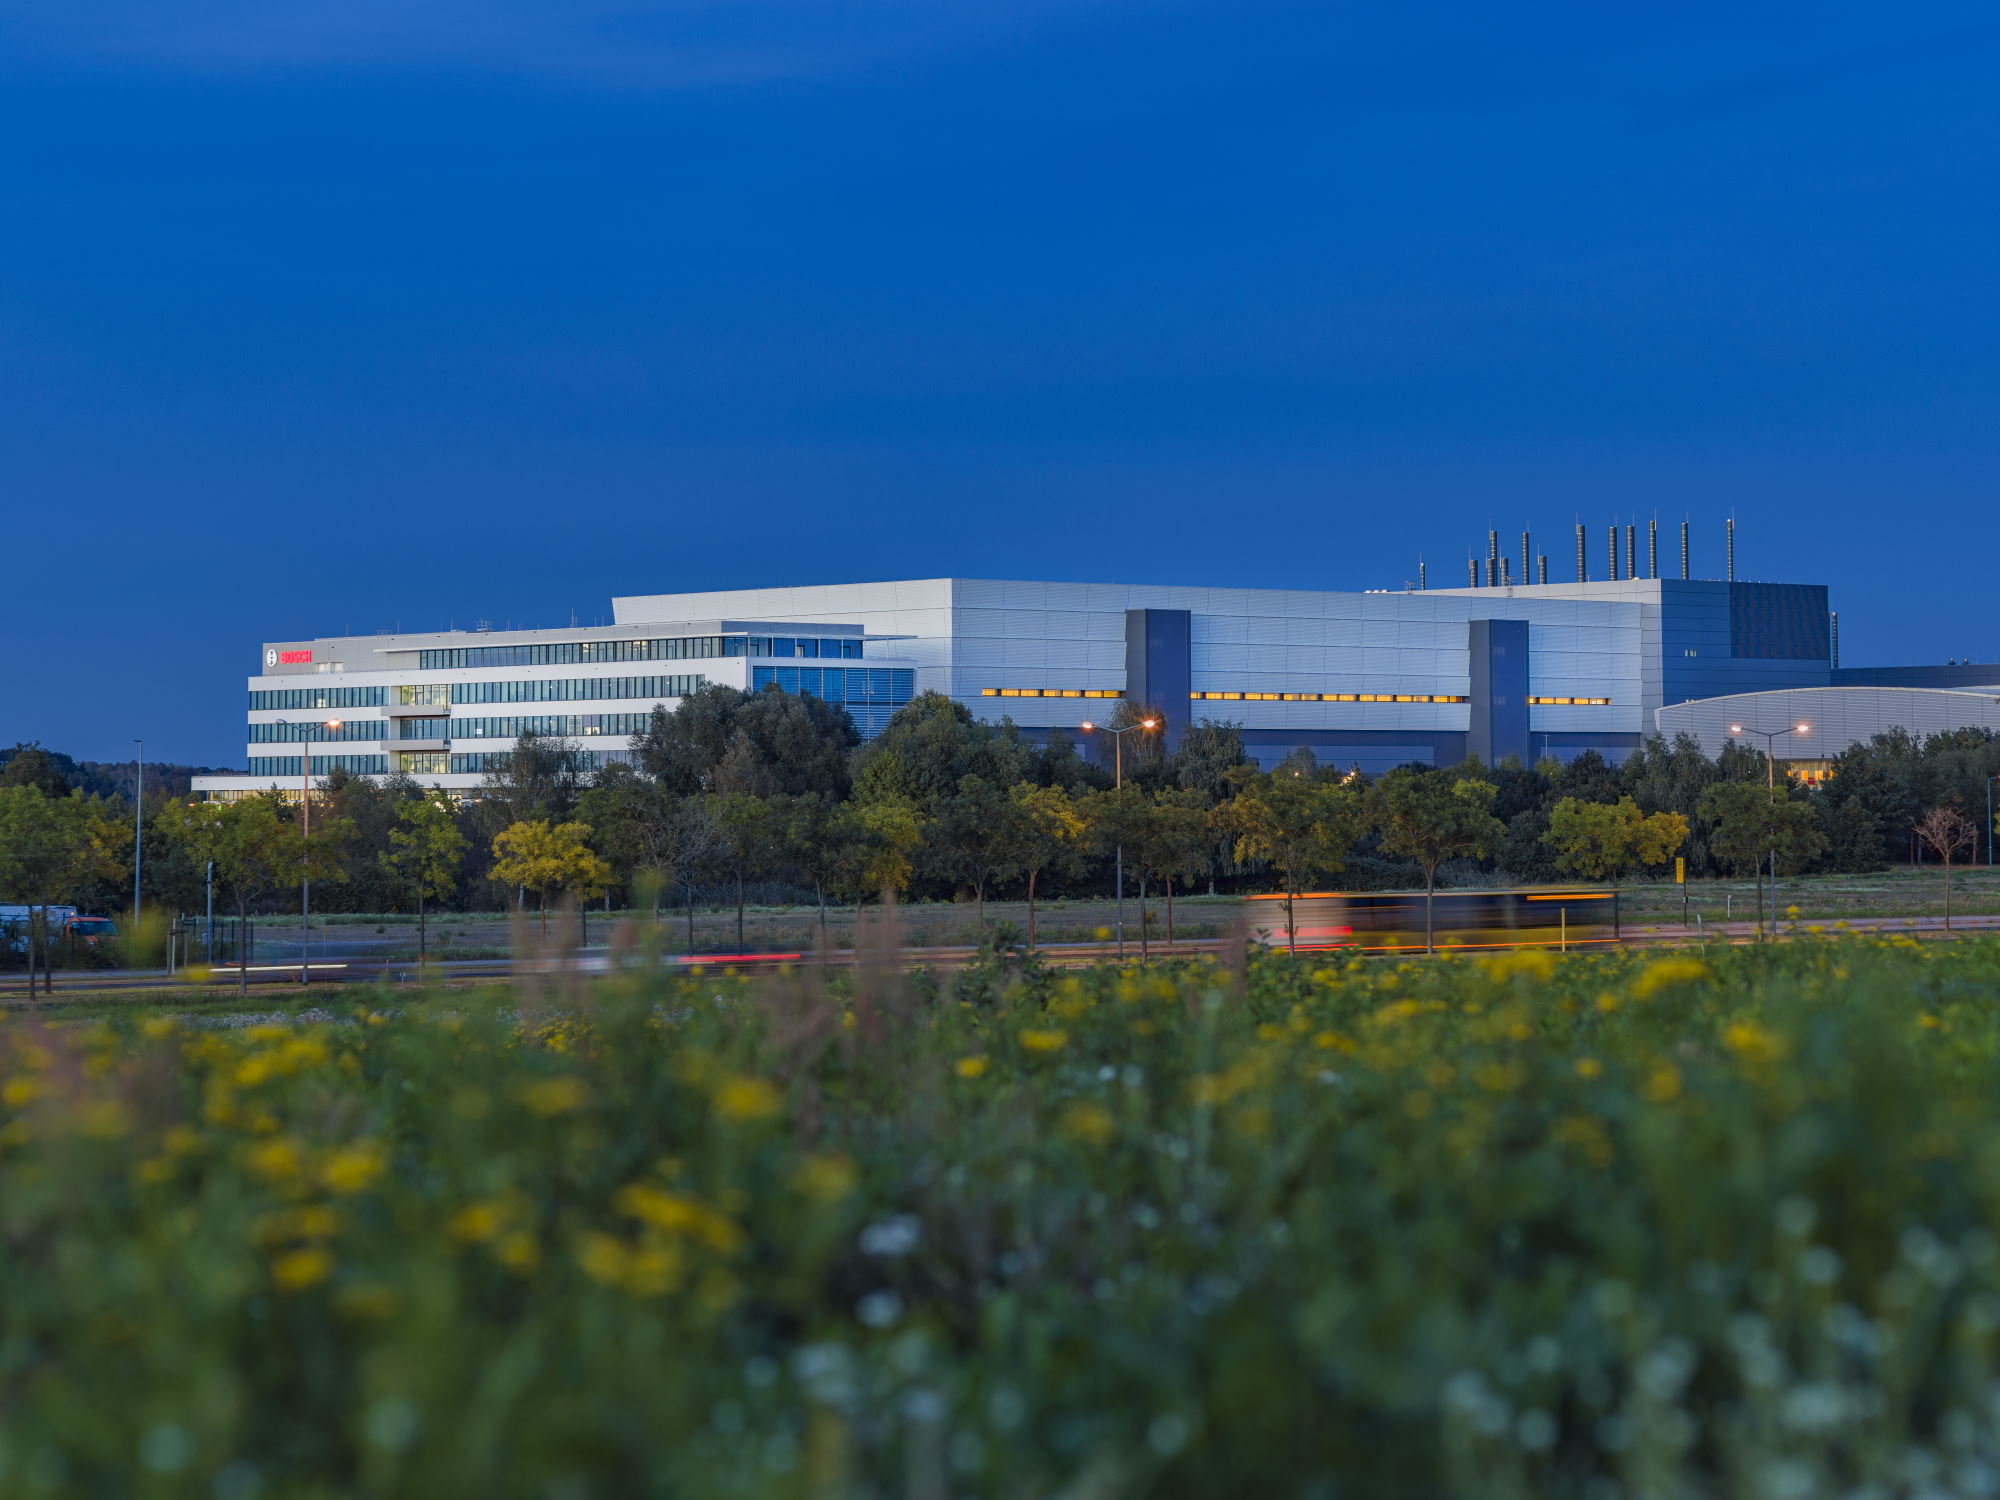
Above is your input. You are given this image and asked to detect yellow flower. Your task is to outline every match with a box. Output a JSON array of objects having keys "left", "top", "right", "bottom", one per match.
[
  {"left": 1630, "top": 957, "right": 1709, "bottom": 1001},
  {"left": 78, "top": 1100, "right": 130, "bottom": 1139},
  {"left": 1018, "top": 1028, "right": 1069, "bottom": 1053},
  {"left": 140, "top": 1016, "right": 179, "bottom": 1041},
  {"left": 1549, "top": 1115, "right": 1613, "bottom": 1167},
  {"left": 1574, "top": 1056, "right": 1604, "bottom": 1080},
  {"left": 1640, "top": 1061, "right": 1682, "bottom": 1103},
  {"left": 2, "top": 1076, "right": 45, "bottom": 1110},
  {"left": 1595, "top": 992, "right": 1621, "bottom": 1014},
  {"left": 521, "top": 1076, "right": 587, "bottom": 1117},
  {"left": 270, "top": 1246, "right": 334, "bottom": 1291},
  {"left": 162, "top": 1124, "right": 204, "bottom": 1156},
  {"left": 1481, "top": 949, "right": 1557, "bottom": 982},
  {"left": 1059, "top": 1101, "right": 1116, "bottom": 1145},
  {"left": 953, "top": 1056, "right": 990, "bottom": 1079},
  {"left": 496, "top": 1231, "right": 542, "bottom": 1276},
  {"left": 792, "top": 1152, "right": 860, "bottom": 1203},
  {"left": 1473, "top": 1062, "right": 1526, "bottom": 1094},
  {"left": 1722, "top": 1020, "right": 1791, "bottom": 1066},
  {"left": 321, "top": 1141, "right": 388, "bottom": 1196},
  {"left": 447, "top": 1201, "right": 509, "bottom": 1244},
  {"left": 713, "top": 1076, "right": 785, "bottom": 1123},
  {"left": 131, "top": 1156, "right": 177, "bottom": 1186},
  {"left": 246, "top": 1138, "right": 306, "bottom": 1186},
  {"left": 577, "top": 1233, "right": 682, "bottom": 1297}
]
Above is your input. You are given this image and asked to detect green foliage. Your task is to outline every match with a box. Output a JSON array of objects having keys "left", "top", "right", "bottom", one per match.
[
  {"left": 380, "top": 789, "right": 469, "bottom": 959},
  {"left": 1226, "top": 769, "right": 1366, "bottom": 947},
  {"left": 1542, "top": 796, "right": 1689, "bottom": 884},
  {"left": 11, "top": 940, "right": 2000, "bottom": 1494},
  {"left": 488, "top": 819, "right": 613, "bottom": 936}
]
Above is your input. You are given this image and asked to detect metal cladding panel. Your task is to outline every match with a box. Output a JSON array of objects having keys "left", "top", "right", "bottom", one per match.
[
  {"left": 1467, "top": 618, "right": 1531, "bottom": 766},
  {"left": 1655, "top": 687, "right": 2000, "bottom": 761},
  {"left": 1833, "top": 664, "right": 2000, "bottom": 690},
  {"left": 1729, "top": 583, "right": 1831, "bottom": 660},
  {"left": 1236, "top": 729, "right": 1469, "bottom": 773},
  {"left": 1125, "top": 609, "right": 1192, "bottom": 749}
]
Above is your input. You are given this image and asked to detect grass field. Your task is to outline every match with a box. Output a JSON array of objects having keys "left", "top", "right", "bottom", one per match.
[
  {"left": 156, "top": 865, "right": 2000, "bottom": 965},
  {"left": 5, "top": 931, "right": 2000, "bottom": 1495}
]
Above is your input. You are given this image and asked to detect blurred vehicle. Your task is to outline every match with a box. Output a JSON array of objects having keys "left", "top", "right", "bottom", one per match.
[
  {"left": 1, "top": 906, "right": 119, "bottom": 953},
  {"left": 1246, "top": 887, "right": 1619, "bottom": 954}
]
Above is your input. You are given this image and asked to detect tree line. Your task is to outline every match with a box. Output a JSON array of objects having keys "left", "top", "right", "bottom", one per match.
[{"left": 3, "top": 690, "right": 1995, "bottom": 977}]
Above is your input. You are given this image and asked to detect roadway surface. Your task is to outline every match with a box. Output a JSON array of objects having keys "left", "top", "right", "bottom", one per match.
[{"left": 7, "top": 909, "right": 1998, "bottom": 1002}]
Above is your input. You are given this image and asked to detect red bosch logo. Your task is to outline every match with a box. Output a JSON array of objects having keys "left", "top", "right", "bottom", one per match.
[{"left": 279, "top": 650, "right": 313, "bottom": 664}]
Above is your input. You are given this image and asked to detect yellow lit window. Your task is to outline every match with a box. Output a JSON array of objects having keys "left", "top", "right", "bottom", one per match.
[{"left": 981, "top": 688, "right": 999, "bottom": 696}]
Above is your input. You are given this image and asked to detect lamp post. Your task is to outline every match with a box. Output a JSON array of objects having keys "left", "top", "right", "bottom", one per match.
[
  {"left": 277, "top": 718, "right": 341, "bottom": 984},
  {"left": 132, "top": 739, "right": 144, "bottom": 929},
  {"left": 1080, "top": 716, "right": 1159, "bottom": 959},
  {"left": 1987, "top": 774, "right": 1998, "bottom": 869},
  {"left": 1728, "top": 720, "right": 1810, "bottom": 938}
]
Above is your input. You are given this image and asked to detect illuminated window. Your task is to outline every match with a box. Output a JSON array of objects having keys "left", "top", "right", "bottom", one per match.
[
  {"left": 983, "top": 688, "right": 1123, "bottom": 699},
  {"left": 1527, "top": 696, "right": 1612, "bottom": 706}
]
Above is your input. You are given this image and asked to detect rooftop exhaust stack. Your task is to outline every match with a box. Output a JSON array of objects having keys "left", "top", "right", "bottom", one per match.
[
  {"left": 1537, "top": 554, "right": 1549, "bottom": 584},
  {"left": 1608, "top": 524, "right": 1620, "bottom": 581},
  {"left": 1626, "top": 523, "right": 1636, "bottom": 580},
  {"left": 1487, "top": 530, "right": 1499, "bottom": 588},
  {"left": 1575, "top": 524, "right": 1587, "bottom": 581},
  {"left": 1648, "top": 519, "right": 1659, "bottom": 579},
  {"left": 1831, "top": 611, "right": 1839, "bottom": 668},
  {"left": 1520, "top": 531, "right": 1531, "bottom": 587},
  {"left": 1468, "top": 558, "right": 1478, "bottom": 588},
  {"left": 1727, "top": 517, "right": 1736, "bottom": 581},
  {"left": 1680, "top": 521, "right": 1689, "bottom": 579},
  {"left": 1418, "top": 561, "right": 1426, "bottom": 590},
  {"left": 1500, "top": 557, "right": 1511, "bottom": 586}
]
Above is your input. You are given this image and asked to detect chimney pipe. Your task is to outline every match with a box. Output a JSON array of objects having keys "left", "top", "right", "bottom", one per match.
[
  {"left": 1418, "top": 560, "right": 1426, "bottom": 590},
  {"left": 1626, "top": 523, "right": 1636, "bottom": 581},
  {"left": 1488, "top": 530, "right": 1499, "bottom": 588},
  {"left": 1680, "top": 520, "right": 1689, "bottom": 579},
  {"left": 1647, "top": 519, "right": 1658, "bottom": 579},
  {"left": 1831, "top": 610, "right": 1839, "bottom": 668},
  {"left": 1537, "top": 554, "right": 1548, "bottom": 584},
  {"left": 1608, "top": 525, "right": 1619, "bottom": 581},
  {"left": 1500, "top": 556, "right": 1511, "bottom": 587},
  {"left": 1575, "top": 524, "right": 1587, "bottom": 581},
  {"left": 1727, "top": 517, "right": 1736, "bottom": 581},
  {"left": 1468, "top": 558, "right": 1478, "bottom": 588}
]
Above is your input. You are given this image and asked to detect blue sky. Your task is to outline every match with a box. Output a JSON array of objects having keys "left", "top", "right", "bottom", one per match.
[{"left": 4, "top": 1, "right": 1997, "bottom": 764}]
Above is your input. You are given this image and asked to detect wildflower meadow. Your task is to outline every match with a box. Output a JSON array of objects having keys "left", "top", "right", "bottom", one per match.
[{"left": 7, "top": 934, "right": 2000, "bottom": 1497}]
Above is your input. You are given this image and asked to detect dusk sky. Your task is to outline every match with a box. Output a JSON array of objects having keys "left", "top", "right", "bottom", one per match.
[{"left": 4, "top": 2, "right": 1997, "bottom": 765}]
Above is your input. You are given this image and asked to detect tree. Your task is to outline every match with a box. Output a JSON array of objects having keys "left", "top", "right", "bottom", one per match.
[
  {"left": 1171, "top": 720, "right": 1249, "bottom": 800},
  {"left": 488, "top": 821, "right": 612, "bottom": 941},
  {"left": 994, "top": 782, "right": 1088, "bottom": 948},
  {"left": 1912, "top": 804, "right": 1977, "bottom": 931},
  {"left": 708, "top": 794, "right": 781, "bottom": 950},
  {"left": 0, "top": 744, "right": 73, "bottom": 799},
  {"left": 834, "top": 797, "right": 926, "bottom": 907},
  {"left": 926, "top": 774, "right": 1019, "bottom": 923},
  {"left": 1699, "top": 781, "right": 1828, "bottom": 939},
  {"left": 1147, "top": 787, "right": 1216, "bottom": 948},
  {"left": 851, "top": 693, "right": 1033, "bottom": 811},
  {"left": 772, "top": 792, "right": 851, "bottom": 944},
  {"left": 0, "top": 787, "right": 120, "bottom": 996},
  {"left": 379, "top": 789, "right": 467, "bottom": 961},
  {"left": 160, "top": 796, "right": 300, "bottom": 995},
  {"left": 1542, "top": 798, "right": 1689, "bottom": 884},
  {"left": 635, "top": 683, "right": 857, "bottom": 799},
  {"left": 1225, "top": 771, "right": 1367, "bottom": 951},
  {"left": 480, "top": 731, "right": 591, "bottom": 826},
  {"left": 1366, "top": 768, "right": 1506, "bottom": 954}
]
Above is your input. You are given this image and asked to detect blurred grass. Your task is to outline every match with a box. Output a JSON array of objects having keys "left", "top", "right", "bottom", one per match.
[{"left": 5, "top": 932, "right": 2000, "bottom": 1496}]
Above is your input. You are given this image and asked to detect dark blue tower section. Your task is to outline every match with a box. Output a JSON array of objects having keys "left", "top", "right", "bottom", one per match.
[
  {"left": 1125, "top": 608, "right": 1192, "bottom": 751},
  {"left": 1468, "top": 618, "right": 1531, "bottom": 767}
]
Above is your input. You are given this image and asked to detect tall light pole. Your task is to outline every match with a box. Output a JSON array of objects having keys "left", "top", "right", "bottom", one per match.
[
  {"left": 1728, "top": 720, "right": 1810, "bottom": 938},
  {"left": 1080, "top": 716, "right": 1159, "bottom": 959},
  {"left": 132, "top": 739, "right": 144, "bottom": 929},
  {"left": 277, "top": 718, "right": 340, "bottom": 984},
  {"left": 1987, "top": 774, "right": 1998, "bottom": 869}
]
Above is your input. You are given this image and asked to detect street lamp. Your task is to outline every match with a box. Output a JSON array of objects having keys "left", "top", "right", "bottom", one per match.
[
  {"left": 1987, "top": 774, "right": 1999, "bottom": 869},
  {"left": 1080, "top": 716, "right": 1159, "bottom": 959},
  {"left": 277, "top": 718, "right": 340, "bottom": 984},
  {"left": 132, "top": 738, "right": 144, "bottom": 929},
  {"left": 1726, "top": 721, "right": 1811, "bottom": 937}
]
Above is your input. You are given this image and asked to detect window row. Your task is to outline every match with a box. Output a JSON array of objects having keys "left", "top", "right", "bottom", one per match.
[
  {"left": 751, "top": 667, "right": 916, "bottom": 705},
  {"left": 978, "top": 688, "right": 1123, "bottom": 700},
  {"left": 247, "top": 755, "right": 390, "bottom": 777},
  {"left": 396, "top": 713, "right": 657, "bottom": 741},
  {"left": 394, "top": 674, "right": 706, "bottom": 707},
  {"left": 1194, "top": 691, "right": 1472, "bottom": 704},
  {"left": 441, "top": 750, "right": 630, "bottom": 774},
  {"left": 247, "top": 719, "right": 389, "bottom": 742},
  {"left": 248, "top": 686, "right": 387, "bottom": 710},
  {"left": 418, "top": 636, "right": 865, "bottom": 671},
  {"left": 1527, "top": 695, "right": 1613, "bottom": 706}
]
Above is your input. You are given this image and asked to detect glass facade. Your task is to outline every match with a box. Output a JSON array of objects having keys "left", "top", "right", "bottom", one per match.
[
  {"left": 752, "top": 666, "right": 915, "bottom": 739},
  {"left": 447, "top": 749, "right": 630, "bottom": 775},
  {"left": 247, "top": 686, "right": 386, "bottom": 711},
  {"left": 418, "top": 636, "right": 863, "bottom": 670},
  {"left": 1192, "top": 691, "right": 1471, "bottom": 704},
  {"left": 247, "top": 720, "right": 390, "bottom": 743},
  {"left": 396, "top": 683, "right": 452, "bottom": 707},
  {"left": 396, "top": 752, "right": 450, "bottom": 775},
  {"left": 443, "top": 674, "right": 704, "bottom": 706},
  {"left": 247, "top": 755, "right": 391, "bottom": 777},
  {"left": 398, "top": 713, "right": 656, "bottom": 741}
]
